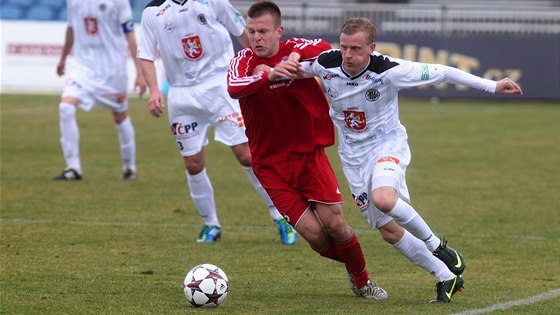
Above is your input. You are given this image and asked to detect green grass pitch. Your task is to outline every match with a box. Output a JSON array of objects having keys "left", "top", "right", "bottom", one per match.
[{"left": 1, "top": 93, "right": 559, "bottom": 314}]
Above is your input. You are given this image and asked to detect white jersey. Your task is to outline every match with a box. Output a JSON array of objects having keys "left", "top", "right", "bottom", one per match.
[
  {"left": 138, "top": 0, "right": 246, "bottom": 87},
  {"left": 302, "top": 50, "right": 497, "bottom": 168},
  {"left": 66, "top": 0, "right": 133, "bottom": 86}
]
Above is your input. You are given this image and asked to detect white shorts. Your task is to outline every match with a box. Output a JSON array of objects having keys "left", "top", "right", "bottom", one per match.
[
  {"left": 167, "top": 74, "right": 248, "bottom": 157},
  {"left": 342, "top": 146, "right": 412, "bottom": 229},
  {"left": 62, "top": 72, "right": 128, "bottom": 112}
]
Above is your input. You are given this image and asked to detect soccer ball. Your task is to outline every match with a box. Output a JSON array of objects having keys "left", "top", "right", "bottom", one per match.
[{"left": 183, "top": 264, "right": 229, "bottom": 308}]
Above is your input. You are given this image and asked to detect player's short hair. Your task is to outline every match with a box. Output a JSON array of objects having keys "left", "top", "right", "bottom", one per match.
[
  {"left": 341, "top": 17, "right": 377, "bottom": 44},
  {"left": 247, "top": 1, "right": 282, "bottom": 28}
]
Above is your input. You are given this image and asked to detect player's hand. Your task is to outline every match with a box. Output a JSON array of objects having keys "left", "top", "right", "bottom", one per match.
[
  {"left": 495, "top": 78, "right": 523, "bottom": 95},
  {"left": 56, "top": 60, "right": 65, "bottom": 76},
  {"left": 135, "top": 75, "right": 147, "bottom": 97},
  {"left": 147, "top": 91, "right": 165, "bottom": 118},
  {"left": 268, "top": 60, "right": 303, "bottom": 81},
  {"left": 252, "top": 64, "right": 270, "bottom": 75}
]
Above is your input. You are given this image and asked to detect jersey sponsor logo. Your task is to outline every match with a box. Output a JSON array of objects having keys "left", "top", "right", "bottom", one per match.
[
  {"left": 156, "top": 4, "right": 171, "bottom": 17},
  {"left": 322, "top": 73, "right": 339, "bottom": 80},
  {"left": 421, "top": 64, "right": 430, "bottom": 80},
  {"left": 346, "top": 82, "right": 358, "bottom": 86},
  {"left": 327, "top": 87, "right": 338, "bottom": 98},
  {"left": 171, "top": 122, "right": 199, "bottom": 138},
  {"left": 377, "top": 155, "right": 400, "bottom": 164},
  {"left": 217, "top": 112, "right": 245, "bottom": 127},
  {"left": 269, "top": 79, "right": 294, "bottom": 89},
  {"left": 343, "top": 109, "right": 366, "bottom": 131},
  {"left": 365, "top": 74, "right": 384, "bottom": 84},
  {"left": 197, "top": 14, "right": 207, "bottom": 25},
  {"left": 84, "top": 17, "right": 98, "bottom": 35},
  {"left": 182, "top": 35, "right": 203, "bottom": 60},
  {"left": 352, "top": 192, "right": 369, "bottom": 210},
  {"left": 365, "top": 89, "right": 380, "bottom": 102}
]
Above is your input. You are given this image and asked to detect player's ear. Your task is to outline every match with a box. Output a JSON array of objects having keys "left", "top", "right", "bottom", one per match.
[
  {"left": 277, "top": 25, "right": 284, "bottom": 39},
  {"left": 370, "top": 42, "right": 376, "bottom": 53}
]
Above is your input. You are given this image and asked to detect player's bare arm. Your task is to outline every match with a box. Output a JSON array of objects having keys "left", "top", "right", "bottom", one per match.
[
  {"left": 125, "top": 32, "right": 147, "bottom": 97},
  {"left": 495, "top": 78, "right": 523, "bottom": 95},
  {"left": 139, "top": 59, "right": 164, "bottom": 118},
  {"left": 56, "top": 26, "right": 74, "bottom": 77}
]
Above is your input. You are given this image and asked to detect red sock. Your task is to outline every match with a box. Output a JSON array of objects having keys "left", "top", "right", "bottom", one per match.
[
  {"left": 319, "top": 241, "right": 343, "bottom": 262},
  {"left": 333, "top": 233, "right": 370, "bottom": 288}
]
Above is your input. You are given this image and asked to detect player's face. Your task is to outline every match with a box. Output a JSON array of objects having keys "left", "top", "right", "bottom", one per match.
[
  {"left": 247, "top": 13, "right": 283, "bottom": 58},
  {"left": 340, "top": 31, "right": 376, "bottom": 76}
]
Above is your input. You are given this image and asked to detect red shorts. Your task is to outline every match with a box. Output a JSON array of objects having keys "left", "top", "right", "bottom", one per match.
[{"left": 252, "top": 148, "right": 343, "bottom": 226}]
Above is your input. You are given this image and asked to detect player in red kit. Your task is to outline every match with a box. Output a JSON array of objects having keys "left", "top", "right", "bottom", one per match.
[{"left": 227, "top": 1, "right": 387, "bottom": 299}]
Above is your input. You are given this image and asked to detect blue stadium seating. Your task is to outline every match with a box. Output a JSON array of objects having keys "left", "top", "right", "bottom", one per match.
[
  {"left": 39, "top": 0, "right": 65, "bottom": 10},
  {"left": 57, "top": 6, "right": 67, "bottom": 21},
  {"left": 0, "top": 0, "right": 144, "bottom": 21},
  {"left": 5, "top": 0, "right": 35, "bottom": 8},
  {"left": 26, "top": 5, "right": 56, "bottom": 21},
  {"left": 0, "top": 4, "right": 24, "bottom": 19}
]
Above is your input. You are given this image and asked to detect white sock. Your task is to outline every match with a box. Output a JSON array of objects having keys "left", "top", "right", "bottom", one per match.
[
  {"left": 186, "top": 169, "right": 219, "bottom": 226},
  {"left": 393, "top": 230, "right": 455, "bottom": 282},
  {"left": 387, "top": 198, "right": 441, "bottom": 251},
  {"left": 59, "top": 102, "right": 81, "bottom": 173},
  {"left": 116, "top": 116, "right": 136, "bottom": 171},
  {"left": 243, "top": 166, "right": 282, "bottom": 221}
]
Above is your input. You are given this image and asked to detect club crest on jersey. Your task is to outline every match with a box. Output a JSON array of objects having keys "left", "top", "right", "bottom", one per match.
[
  {"left": 182, "top": 35, "right": 203, "bottom": 60},
  {"left": 327, "top": 87, "right": 338, "bottom": 98},
  {"left": 163, "top": 20, "right": 174, "bottom": 32},
  {"left": 84, "top": 17, "right": 98, "bottom": 35},
  {"left": 344, "top": 109, "right": 366, "bottom": 131},
  {"left": 365, "top": 89, "right": 380, "bottom": 102},
  {"left": 197, "top": 14, "right": 207, "bottom": 25}
]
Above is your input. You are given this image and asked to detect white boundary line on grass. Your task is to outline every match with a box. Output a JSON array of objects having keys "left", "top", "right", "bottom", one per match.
[{"left": 449, "top": 288, "right": 560, "bottom": 315}]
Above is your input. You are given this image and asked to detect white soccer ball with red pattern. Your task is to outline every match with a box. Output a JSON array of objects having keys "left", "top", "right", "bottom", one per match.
[{"left": 183, "top": 264, "right": 229, "bottom": 308}]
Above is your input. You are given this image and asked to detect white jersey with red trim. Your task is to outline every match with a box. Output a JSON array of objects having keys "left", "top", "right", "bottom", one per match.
[
  {"left": 301, "top": 50, "right": 496, "bottom": 168},
  {"left": 66, "top": 0, "right": 133, "bottom": 85},
  {"left": 138, "top": 0, "right": 246, "bottom": 87}
]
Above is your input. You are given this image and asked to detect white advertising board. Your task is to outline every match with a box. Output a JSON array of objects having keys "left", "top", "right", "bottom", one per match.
[{"left": 0, "top": 20, "right": 165, "bottom": 94}]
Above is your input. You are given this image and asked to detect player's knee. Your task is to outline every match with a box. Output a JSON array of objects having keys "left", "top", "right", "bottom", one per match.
[
  {"left": 237, "top": 154, "right": 251, "bottom": 167},
  {"left": 372, "top": 188, "right": 398, "bottom": 213},
  {"left": 231, "top": 143, "right": 251, "bottom": 167},
  {"left": 184, "top": 156, "right": 205, "bottom": 175},
  {"left": 323, "top": 219, "right": 351, "bottom": 242},
  {"left": 112, "top": 111, "right": 128, "bottom": 124}
]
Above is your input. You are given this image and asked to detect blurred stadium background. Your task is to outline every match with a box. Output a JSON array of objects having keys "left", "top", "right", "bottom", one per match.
[{"left": 1, "top": 0, "right": 559, "bottom": 99}]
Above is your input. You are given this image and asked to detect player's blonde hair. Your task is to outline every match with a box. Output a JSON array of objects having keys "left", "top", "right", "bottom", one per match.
[{"left": 341, "top": 17, "right": 377, "bottom": 44}]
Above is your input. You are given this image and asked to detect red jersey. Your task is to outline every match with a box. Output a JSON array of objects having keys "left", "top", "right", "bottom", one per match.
[{"left": 228, "top": 38, "right": 334, "bottom": 165}]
